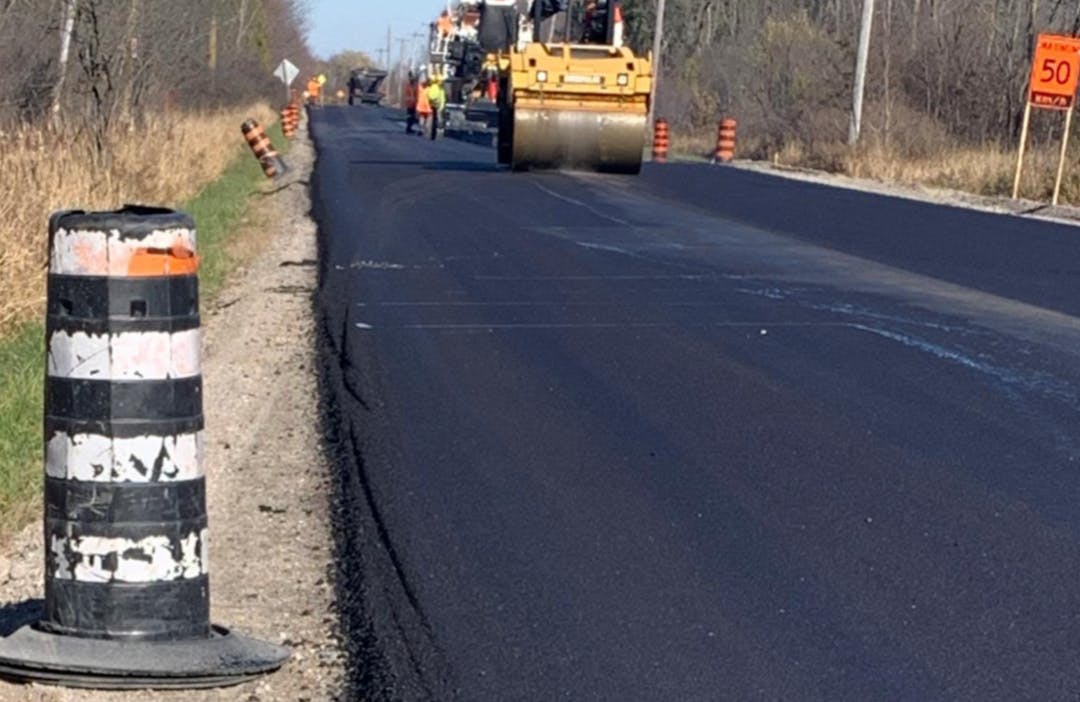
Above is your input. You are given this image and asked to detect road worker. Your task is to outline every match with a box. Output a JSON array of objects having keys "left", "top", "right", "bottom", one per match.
[
  {"left": 438, "top": 10, "right": 454, "bottom": 37},
  {"left": 426, "top": 76, "right": 447, "bottom": 140},
  {"left": 306, "top": 76, "right": 321, "bottom": 107},
  {"left": 404, "top": 72, "right": 420, "bottom": 134},
  {"left": 416, "top": 78, "right": 433, "bottom": 137}
]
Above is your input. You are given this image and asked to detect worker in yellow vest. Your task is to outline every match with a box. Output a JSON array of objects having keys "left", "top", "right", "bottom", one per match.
[{"left": 426, "top": 76, "right": 447, "bottom": 141}]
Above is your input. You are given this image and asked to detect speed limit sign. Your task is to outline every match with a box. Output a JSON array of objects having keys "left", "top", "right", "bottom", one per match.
[
  {"left": 1015, "top": 33, "right": 1080, "bottom": 205},
  {"left": 1029, "top": 33, "right": 1080, "bottom": 109}
]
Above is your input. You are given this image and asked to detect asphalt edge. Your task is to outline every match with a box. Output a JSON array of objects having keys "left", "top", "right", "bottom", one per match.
[{"left": 308, "top": 106, "right": 458, "bottom": 702}]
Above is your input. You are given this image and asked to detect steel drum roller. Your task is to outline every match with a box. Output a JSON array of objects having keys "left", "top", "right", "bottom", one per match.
[{"left": 511, "top": 107, "right": 646, "bottom": 174}]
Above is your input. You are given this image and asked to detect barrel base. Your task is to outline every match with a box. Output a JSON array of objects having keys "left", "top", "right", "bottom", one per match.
[{"left": 0, "top": 623, "right": 289, "bottom": 690}]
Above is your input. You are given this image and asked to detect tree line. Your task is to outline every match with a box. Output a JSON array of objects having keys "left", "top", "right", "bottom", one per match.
[
  {"left": 0, "top": 0, "right": 316, "bottom": 131},
  {"left": 619, "top": 0, "right": 1080, "bottom": 154}
]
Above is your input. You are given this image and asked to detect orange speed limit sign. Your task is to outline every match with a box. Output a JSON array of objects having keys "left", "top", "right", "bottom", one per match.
[{"left": 1030, "top": 33, "right": 1080, "bottom": 109}]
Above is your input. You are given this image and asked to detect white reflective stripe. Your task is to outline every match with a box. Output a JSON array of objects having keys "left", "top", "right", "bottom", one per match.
[
  {"left": 48, "top": 329, "right": 201, "bottom": 380},
  {"left": 50, "top": 227, "right": 196, "bottom": 276},
  {"left": 49, "top": 529, "right": 208, "bottom": 583},
  {"left": 46, "top": 432, "right": 204, "bottom": 482}
]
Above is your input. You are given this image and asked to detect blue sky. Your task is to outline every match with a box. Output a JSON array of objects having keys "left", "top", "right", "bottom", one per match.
[{"left": 306, "top": 0, "right": 440, "bottom": 63}]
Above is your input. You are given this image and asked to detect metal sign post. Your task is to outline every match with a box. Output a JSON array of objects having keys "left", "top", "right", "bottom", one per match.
[
  {"left": 1013, "top": 102, "right": 1033, "bottom": 200},
  {"left": 274, "top": 59, "right": 300, "bottom": 102},
  {"left": 1053, "top": 106, "right": 1075, "bottom": 205},
  {"left": 1014, "top": 34, "right": 1080, "bottom": 203}
]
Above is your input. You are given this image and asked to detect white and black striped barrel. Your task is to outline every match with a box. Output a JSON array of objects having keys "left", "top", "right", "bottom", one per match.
[
  {"left": 0, "top": 206, "right": 286, "bottom": 689},
  {"left": 44, "top": 206, "right": 208, "bottom": 641}
]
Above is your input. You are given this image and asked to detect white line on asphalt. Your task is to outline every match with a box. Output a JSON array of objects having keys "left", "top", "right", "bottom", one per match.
[
  {"left": 531, "top": 183, "right": 632, "bottom": 226},
  {"left": 356, "top": 301, "right": 748, "bottom": 307},
  {"left": 473, "top": 274, "right": 712, "bottom": 280},
  {"left": 398, "top": 322, "right": 850, "bottom": 330}
]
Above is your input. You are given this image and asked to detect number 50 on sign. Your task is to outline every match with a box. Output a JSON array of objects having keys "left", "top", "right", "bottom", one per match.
[
  {"left": 1014, "top": 33, "right": 1080, "bottom": 204},
  {"left": 1030, "top": 34, "right": 1080, "bottom": 109}
]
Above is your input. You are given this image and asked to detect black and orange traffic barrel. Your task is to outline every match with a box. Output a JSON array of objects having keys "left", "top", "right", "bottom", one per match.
[
  {"left": 713, "top": 118, "right": 737, "bottom": 164},
  {"left": 652, "top": 118, "right": 669, "bottom": 163},
  {"left": 0, "top": 207, "right": 289, "bottom": 689},
  {"left": 281, "top": 105, "right": 296, "bottom": 139},
  {"left": 242, "top": 118, "right": 286, "bottom": 178},
  {"left": 287, "top": 103, "right": 300, "bottom": 138}
]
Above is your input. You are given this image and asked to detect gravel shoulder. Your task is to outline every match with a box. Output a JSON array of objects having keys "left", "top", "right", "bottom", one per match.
[{"left": 0, "top": 124, "right": 345, "bottom": 701}]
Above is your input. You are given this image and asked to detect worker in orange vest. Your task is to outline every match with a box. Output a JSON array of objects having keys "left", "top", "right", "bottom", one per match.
[
  {"left": 404, "top": 73, "right": 419, "bottom": 134},
  {"left": 415, "top": 78, "right": 432, "bottom": 138},
  {"left": 306, "top": 77, "right": 321, "bottom": 107},
  {"left": 437, "top": 10, "right": 453, "bottom": 37}
]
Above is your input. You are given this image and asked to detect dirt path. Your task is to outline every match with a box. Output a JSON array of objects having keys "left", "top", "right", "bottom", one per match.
[{"left": 0, "top": 125, "right": 345, "bottom": 701}]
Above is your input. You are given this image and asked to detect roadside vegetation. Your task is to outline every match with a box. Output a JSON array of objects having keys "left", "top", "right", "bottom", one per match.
[
  {"left": 622, "top": 0, "right": 1080, "bottom": 201},
  {"left": 0, "top": 0, "right": 320, "bottom": 536}
]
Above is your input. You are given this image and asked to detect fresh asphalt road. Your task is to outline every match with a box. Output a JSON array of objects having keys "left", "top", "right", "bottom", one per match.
[{"left": 311, "top": 105, "right": 1080, "bottom": 701}]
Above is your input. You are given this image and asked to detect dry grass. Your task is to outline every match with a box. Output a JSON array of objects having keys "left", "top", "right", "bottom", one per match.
[
  {"left": 669, "top": 128, "right": 1079, "bottom": 205},
  {"left": 0, "top": 103, "right": 275, "bottom": 335}
]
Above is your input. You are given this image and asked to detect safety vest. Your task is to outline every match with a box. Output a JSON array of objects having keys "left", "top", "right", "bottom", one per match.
[
  {"left": 416, "top": 88, "right": 432, "bottom": 115},
  {"left": 426, "top": 84, "right": 446, "bottom": 111}
]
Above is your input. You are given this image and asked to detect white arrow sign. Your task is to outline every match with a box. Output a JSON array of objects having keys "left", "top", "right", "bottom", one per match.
[{"left": 274, "top": 59, "right": 299, "bottom": 87}]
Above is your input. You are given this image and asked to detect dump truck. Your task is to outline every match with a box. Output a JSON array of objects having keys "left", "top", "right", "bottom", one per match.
[
  {"left": 433, "top": 0, "right": 652, "bottom": 173},
  {"left": 348, "top": 68, "right": 388, "bottom": 106}
]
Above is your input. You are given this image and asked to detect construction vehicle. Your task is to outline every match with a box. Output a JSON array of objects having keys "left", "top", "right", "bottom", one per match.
[
  {"left": 426, "top": 3, "right": 501, "bottom": 145},
  {"left": 430, "top": 0, "right": 652, "bottom": 173},
  {"left": 348, "top": 68, "right": 388, "bottom": 106}
]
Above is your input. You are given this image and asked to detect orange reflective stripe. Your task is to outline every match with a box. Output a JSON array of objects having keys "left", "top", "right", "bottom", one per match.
[{"left": 127, "top": 246, "right": 199, "bottom": 277}]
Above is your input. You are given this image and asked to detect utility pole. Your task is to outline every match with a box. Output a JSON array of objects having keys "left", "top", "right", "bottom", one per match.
[
  {"left": 848, "top": 0, "right": 875, "bottom": 146},
  {"left": 120, "top": 0, "right": 141, "bottom": 129},
  {"left": 387, "top": 25, "right": 392, "bottom": 70},
  {"left": 410, "top": 31, "right": 426, "bottom": 72},
  {"left": 51, "top": 0, "right": 76, "bottom": 126},
  {"left": 647, "top": 0, "right": 666, "bottom": 132}
]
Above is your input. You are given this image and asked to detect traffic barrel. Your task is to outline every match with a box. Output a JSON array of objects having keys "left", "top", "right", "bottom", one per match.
[
  {"left": 652, "top": 118, "right": 669, "bottom": 163},
  {"left": 713, "top": 118, "right": 737, "bottom": 164},
  {"left": 287, "top": 103, "right": 301, "bottom": 138},
  {"left": 0, "top": 207, "right": 289, "bottom": 689},
  {"left": 241, "top": 118, "right": 286, "bottom": 178},
  {"left": 281, "top": 105, "right": 296, "bottom": 139}
]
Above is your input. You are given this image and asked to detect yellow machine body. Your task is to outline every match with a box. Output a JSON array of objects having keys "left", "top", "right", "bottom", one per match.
[{"left": 500, "top": 42, "right": 652, "bottom": 174}]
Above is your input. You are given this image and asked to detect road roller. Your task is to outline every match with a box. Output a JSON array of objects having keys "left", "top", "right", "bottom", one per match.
[{"left": 482, "top": 0, "right": 652, "bottom": 174}]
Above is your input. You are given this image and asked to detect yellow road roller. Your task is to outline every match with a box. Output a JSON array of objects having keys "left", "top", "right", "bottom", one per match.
[{"left": 484, "top": 0, "right": 652, "bottom": 174}]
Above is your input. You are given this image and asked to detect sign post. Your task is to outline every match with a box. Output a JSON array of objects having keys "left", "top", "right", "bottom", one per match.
[
  {"left": 1014, "top": 34, "right": 1080, "bottom": 204},
  {"left": 274, "top": 59, "right": 300, "bottom": 103}
]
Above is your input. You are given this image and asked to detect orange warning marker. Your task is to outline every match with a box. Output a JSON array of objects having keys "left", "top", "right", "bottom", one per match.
[
  {"left": 713, "top": 118, "right": 737, "bottom": 164},
  {"left": 652, "top": 118, "right": 669, "bottom": 163},
  {"left": 241, "top": 119, "right": 286, "bottom": 178}
]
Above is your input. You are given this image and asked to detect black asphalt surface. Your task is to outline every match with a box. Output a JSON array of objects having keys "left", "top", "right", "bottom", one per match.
[{"left": 311, "top": 105, "right": 1080, "bottom": 701}]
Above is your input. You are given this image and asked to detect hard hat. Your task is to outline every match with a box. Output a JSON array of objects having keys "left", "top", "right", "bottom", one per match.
[{"left": 317, "top": 74, "right": 327, "bottom": 85}]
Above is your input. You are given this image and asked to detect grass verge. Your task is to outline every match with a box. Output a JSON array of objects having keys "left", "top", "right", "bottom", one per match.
[
  {"left": 667, "top": 128, "right": 1080, "bottom": 204},
  {"left": 0, "top": 119, "right": 289, "bottom": 539}
]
